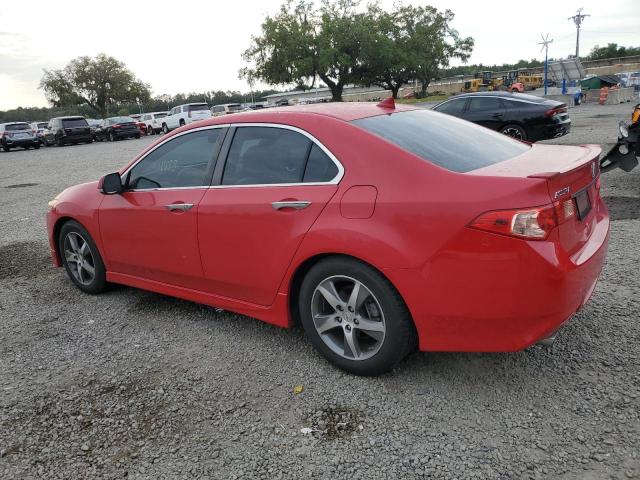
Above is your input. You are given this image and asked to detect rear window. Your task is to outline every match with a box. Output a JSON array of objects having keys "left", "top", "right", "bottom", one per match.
[
  {"left": 62, "top": 118, "right": 88, "bottom": 128},
  {"left": 351, "top": 109, "right": 530, "bottom": 173},
  {"left": 188, "top": 104, "right": 209, "bottom": 112},
  {"left": 108, "top": 117, "right": 134, "bottom": 124},
  {"left": 6, "top": 123, "right": 30, "bottom": 131},
  {"left": 227, "top": 104, "right": 242, "bottom": 111}
]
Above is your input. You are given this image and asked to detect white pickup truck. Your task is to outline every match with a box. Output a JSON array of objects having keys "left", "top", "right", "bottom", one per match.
[{"left": 161, "top": 103, "right": 212, "bottom": 133}]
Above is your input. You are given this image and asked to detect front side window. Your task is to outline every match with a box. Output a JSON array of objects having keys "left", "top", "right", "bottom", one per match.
[
  {"left": 127, "top": 128, "right": 223, "bottom": 189},
  {"left": 434, "top": 99, "right": 467, "bottom": 117},
  {"left": 221, "top": 127, "right": 338, "bottom": 186}
]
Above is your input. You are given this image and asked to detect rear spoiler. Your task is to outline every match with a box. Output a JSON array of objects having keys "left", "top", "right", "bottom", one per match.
[{"left": 527, "top": 145, "right": 601, "bottom": 179}]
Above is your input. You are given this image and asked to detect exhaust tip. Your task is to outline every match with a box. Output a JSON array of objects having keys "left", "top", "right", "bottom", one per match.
[{"left": 538, "top": 335, "right": 556, "bottom": 347}]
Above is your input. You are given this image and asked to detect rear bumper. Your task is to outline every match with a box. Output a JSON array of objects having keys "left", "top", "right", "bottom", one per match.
[
  {"left": 113, "top": 130, "right": 138, "bottom": 139},
  {"left": 385, "top": 202, "right": 610, "bottom": 352},
  {"left": 4, "top": 138, "right": 39, "bottom": 147},
  {"left": 60, "top": 134, "right": 92, "bottom": 144}
]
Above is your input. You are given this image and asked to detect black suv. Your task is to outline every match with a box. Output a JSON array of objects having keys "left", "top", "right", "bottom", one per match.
[
  {"left": 43, "top": 117, "right": 92, "bottom": 146},
  {"left": 432, "top": 92, "right": 571, "bottom": 142},
  {"left": 0, "top": 122, "right": 40, "bottom": 151}
]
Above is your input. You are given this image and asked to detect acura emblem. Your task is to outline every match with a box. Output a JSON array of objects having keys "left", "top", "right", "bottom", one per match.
[{"left": 554, "top": 187, "right": 570, "bottom": 199}]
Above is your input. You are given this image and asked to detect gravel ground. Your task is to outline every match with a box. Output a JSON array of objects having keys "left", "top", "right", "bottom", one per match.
[{"left": 1, "top": 104, "right": 638, "bottom": 480}]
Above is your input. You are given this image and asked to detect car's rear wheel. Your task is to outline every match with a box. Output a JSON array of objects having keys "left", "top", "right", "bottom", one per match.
[
  {"left": 59, "top": 221, "right": 107, "bottom": 294},
  {"left": 299, "top": 257, "right": 416, "bottom": 376},
  {"left": 500, "top": 124, "right": 527, "bottom": 141},
  {"left": 57, "top": 136, "right": 64, "bottom": 147},
  {"left": 147, "top": 125, "right": 153, "bottom": 135},
  {"left": 162, "top": 124, "right": 169, "bottom": 134},
  {"left": 34, "top": 143, "right": 40, "bottom": 149},
  {"left": 179, "top": 119, "right": 185, "bottom": 127}
]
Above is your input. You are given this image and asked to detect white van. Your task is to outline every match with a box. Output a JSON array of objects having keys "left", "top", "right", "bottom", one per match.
[{"left": 211, "top": 103, "right": 244, "bottom": 117}]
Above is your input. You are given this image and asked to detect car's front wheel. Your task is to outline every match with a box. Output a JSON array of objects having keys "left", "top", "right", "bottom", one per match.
[
  {"left": 162, "top": 124, "right": 169, "bottom": 134},
  {"left": 299, "top": 257, "right": 416, "bottom": 376},
  {"left": 500, "top": 124, "right": 527, "bottom": 141},
  {"left": 59, "top": 221, "right": 107, "bottom": 294}
]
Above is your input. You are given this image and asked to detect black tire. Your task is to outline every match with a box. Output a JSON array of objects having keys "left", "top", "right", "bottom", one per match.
[
  {"left": 2, "top": 146, "right": 9, "bottom": 152},
  {"left": 162, "top": 124, "right": 169, "bottom": 134},
  {"left": 499, "top": 124, "right": 527, "bottom": 141},
  {"left": 298, "top": 256, "right": 416, "bottom": 376},
  {"left": 179, "top": 119, "right": 185, "bottom": 127},
  {"left": 34, "top": 143, "right": 40, "bottom": 149},
  {"left": 57, "top": 136, "right": 64, "bottom": 147},
  {"left": 109, "top": 131, "right": 115, "bottom": 142},
  {"left": 58, "top": 220, "right": 107, "bottom": 294},
  {"left": 135, "top": 134, "right": 141, "bottom": 139}
]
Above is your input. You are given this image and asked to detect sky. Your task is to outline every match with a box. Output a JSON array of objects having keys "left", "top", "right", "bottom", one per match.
[{"left": 0, "top": 0, "right": 637, "bottom": 110}]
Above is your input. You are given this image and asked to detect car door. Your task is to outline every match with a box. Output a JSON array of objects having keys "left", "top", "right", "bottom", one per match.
[
  {"left": 99, "top": 126, "right": 226, "bottom": 289},
  {"left": 464, "top": 96, "right": 506, "bottom": 130},
  {"left": 197, "top": 124, "right": 342, "bottom": 306}
]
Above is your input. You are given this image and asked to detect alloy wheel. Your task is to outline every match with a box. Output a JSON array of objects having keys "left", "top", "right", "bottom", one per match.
[
  {"left": 502, "top": 127, "right": 524, "bottom": 140},
  {"left": 311, "top": 275, "right": 386, "bottom": 361},
  {"left": 63, "top": 232, "right": 96, "bottom": 286}
]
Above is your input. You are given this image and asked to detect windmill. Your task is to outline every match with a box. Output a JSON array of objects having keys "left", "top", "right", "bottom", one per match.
[{"left": 538, "top": 34, "right": 554, "bottom": 96}]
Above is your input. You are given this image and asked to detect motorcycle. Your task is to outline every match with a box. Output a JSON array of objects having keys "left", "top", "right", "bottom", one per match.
[{"left": 600, "top": 103, "right": 639, "bottom": 173}]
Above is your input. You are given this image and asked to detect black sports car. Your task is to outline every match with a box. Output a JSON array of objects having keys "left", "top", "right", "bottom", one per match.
[
  {"left": 433, "top": 92, "right": 571, "bottom": 142},
  {"left": 94, "top": 117, "right": 140, "bottom": 142}
]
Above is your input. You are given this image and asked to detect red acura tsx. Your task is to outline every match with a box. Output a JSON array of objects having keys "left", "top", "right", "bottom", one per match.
[{"left": 46, "top": 100, "right": 609, "bottom": 375}]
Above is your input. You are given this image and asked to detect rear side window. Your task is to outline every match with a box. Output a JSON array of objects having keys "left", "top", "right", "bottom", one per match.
[
  {"left": 222, "top": 127, "right": 310, "bottom": 185},
  {"left": 467, "top": 97, "right": 503, "bottom": 112},
  {"left": 62, "top": 118, "right": 88, "bottom": 128},
  {"left": 155, "top": 112, "right": 167, "bottom": 118},
  {"left": 352, "top": 110, "right": 530, "bottom": 173},
  {"left": 188, "top": 104, "right": 209, "bottom": 112},
  {"left": 303, "top": 144, "right": 338, "bottom": 182},
  {"left": 127, "top": 128, "right": 222, "bottom": 189}
]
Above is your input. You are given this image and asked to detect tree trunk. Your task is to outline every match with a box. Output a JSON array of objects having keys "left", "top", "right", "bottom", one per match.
[
  {"left": 330, "top": 84, "right": 344, "bottom": 102},
  {"left": 391, "top": 85, "right": 401, "bottom": 99}
]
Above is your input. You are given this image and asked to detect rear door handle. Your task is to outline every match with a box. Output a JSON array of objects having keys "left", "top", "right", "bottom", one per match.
[
  {"left": 165, "top": 203, "right": 194, "bottom": 212},
  {"left": 271, "top": 201, "right": 311, "bottom": 211}
]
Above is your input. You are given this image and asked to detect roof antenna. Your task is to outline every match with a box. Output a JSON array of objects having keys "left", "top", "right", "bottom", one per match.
[{"left": 377, "top": 97, "right": 395, "bottom": 109}]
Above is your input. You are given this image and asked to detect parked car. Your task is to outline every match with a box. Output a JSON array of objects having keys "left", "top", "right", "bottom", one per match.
[
  {"left": 135, "top": 122, "right": 147, "bottom": 136},
  {"left": 94, "top": 117, "right": 140, "bottom": 142},
  {"left": 211, "top": 103, "right": 243, "bottom": 117},
  {"left": 140, "top": 112, "right": 168, "bottom": 135},
  {"left": 29, "top": 121, "right": 48, "bottom": 144},
  {"left": 86, "top": 119, "right": 103, "bottom": 139},
  {"left": 47, "top": 101, "right": 608, "bottom": 376},
  {"left": 42, "top": 117, "right": 92, "bottom": 146},
  {"left": 161, "top": 103, "right": 212, "bottom": 133},
  {"left": 0, "top": 122, "right": 40, "bottom": 151},
  {"left": 432, "top": 92, "right": 571, "bottom": 142}
]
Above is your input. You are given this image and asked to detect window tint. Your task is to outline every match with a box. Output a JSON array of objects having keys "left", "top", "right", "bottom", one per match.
[
  {"left": 6, "top": 123, "right": 30, "bottom": 131},
  {"left": 62, "top": 118, "right": 88, "bottom": 128},
  {"left": 467, "top": 97, "right": 503, "bottom": 112},
  {"left": 434, "top": 99, "right": 466, "bottom": 116},
  {"left": 303, "top": 144, "right": 338, "bottom": 182},
  {"left": 222, "top": 127, "right": 311, "bottom": 185},
  {"left": 188, "top": 104, "right": 209, "bottom": 112},
  {"left": 127, "top": 129, "right": 222, "bottom": 189},
  {"left": 352, "top": 110, "right": 530, "bottom": 173}
]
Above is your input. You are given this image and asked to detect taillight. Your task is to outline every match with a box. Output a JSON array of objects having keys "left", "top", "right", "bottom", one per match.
[
  {"left": 470, "top": 200, "right": 575, "bottom": 240},
  {"left": 112, "top": 124, "right": 121, "bottom": 129},
  {"left": 545, "top": 106, "right": 567, "bottom": 117}
]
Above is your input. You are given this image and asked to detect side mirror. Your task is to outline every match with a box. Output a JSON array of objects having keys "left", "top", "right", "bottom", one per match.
[{"left": 100, "top": 172, "right": 123, "bottom": 195}]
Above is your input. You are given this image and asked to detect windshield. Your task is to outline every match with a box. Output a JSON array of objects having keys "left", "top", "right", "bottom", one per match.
[
  {"left": 6, "top": 123, "right": 30, "bottom": 131},
  {"left": 62, "top": 118, "right": 88, "bottom": 128},
  {"left": 188, "top": 104, "right": 209, "bottom": 112},
  {"left": 351, "top": 109, "right": 530, "bottom": 173}
]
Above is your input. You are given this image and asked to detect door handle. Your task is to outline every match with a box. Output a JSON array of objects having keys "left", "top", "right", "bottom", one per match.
[
  {"left": 271, "top": 201, "right": 311, "bottom": 211},
  {"left": 165, "top": 203, "right": 194, "bottom": 212}
]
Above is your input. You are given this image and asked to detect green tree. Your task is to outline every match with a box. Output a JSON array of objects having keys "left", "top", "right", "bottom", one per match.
[
  {"left": 588, "top": 43, "right": 640, "bottom": 60},
  {"left": 40, "top": 54, "right": 151, "bottom": 118},
  {"left": 400, "top": 6, "right": 473, "bottom": 98},
  {"left": 241, "top": 0, "right": 369, "bottom": 101}
]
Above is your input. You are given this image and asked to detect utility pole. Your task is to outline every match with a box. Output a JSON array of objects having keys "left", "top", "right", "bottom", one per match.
[
  {"left": 538, "top": 34, "right": 553, "bottom": 96},
  {"left": 568, "top": 8, "right": 590, "bottom": 59}
]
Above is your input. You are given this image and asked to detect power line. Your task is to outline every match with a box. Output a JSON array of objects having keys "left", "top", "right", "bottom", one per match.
[{"left": 568, "top": 8, "right": 590, "bottom": 58}]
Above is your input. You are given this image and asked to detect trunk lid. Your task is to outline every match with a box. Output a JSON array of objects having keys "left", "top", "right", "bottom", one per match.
[{"left": 472, "top": 144, "right": 602, "bottom": 255}]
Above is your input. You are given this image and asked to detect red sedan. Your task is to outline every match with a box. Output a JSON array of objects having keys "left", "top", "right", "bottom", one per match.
[{"left": 46, "top": 100, "right": 609, "bottom": 375}]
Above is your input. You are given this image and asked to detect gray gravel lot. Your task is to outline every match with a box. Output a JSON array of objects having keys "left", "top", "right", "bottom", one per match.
[{"left": 1, "top": 103, "right": 639, "bottom": 479}]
